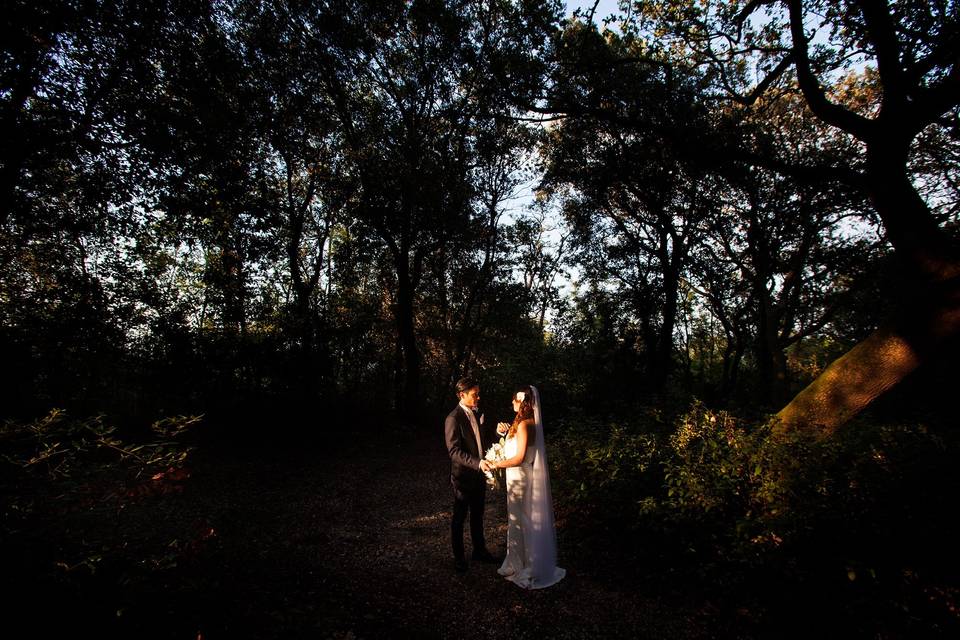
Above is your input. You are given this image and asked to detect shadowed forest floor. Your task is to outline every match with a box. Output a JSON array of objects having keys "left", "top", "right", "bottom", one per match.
[{"left": 7, "top": 429, "right": 723, "bottom": 639}]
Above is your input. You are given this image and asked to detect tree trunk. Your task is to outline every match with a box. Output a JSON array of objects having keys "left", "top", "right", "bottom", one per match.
[
  {"left": 395, "top": 255, "right": 421, "bottom": 418},
  {"left": 650, "top": 266, "right": 679, "bottom": 390},
  {"left": 286, "top": 202, "right": 320, "bottom": 396},
  {"left": 756, "top": 300, "right": 789, "bottom": 406},
  {"left": 865, "top": 142, "right": 960, "bottom": 283},
  {"left": 775, "top": 288, "right": 960, "bottom": 434},
  {"left": 292, "top": 289, "right": 315, "bottom": 393},
  {"left": 220, "top": 242, "right": 246, "bottom": 336},
  {"left": 775, "top": 126, "right": 960, "bottom": 432},
  {"left": 719, "top": 327, "right": 745, "bottom": 401}
]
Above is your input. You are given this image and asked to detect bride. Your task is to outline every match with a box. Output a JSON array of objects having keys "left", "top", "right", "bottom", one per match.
[{"left": 489, "top": 385, "right": 565, "bottom": 589}]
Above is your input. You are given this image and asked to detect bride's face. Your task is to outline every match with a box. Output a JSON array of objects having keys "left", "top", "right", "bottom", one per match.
[{"left": 512, "top": 398, "right": 520, "bottom": 413}]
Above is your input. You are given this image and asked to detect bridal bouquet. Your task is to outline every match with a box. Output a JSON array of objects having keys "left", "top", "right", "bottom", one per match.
[{"left": 484, "top": 437, "right": 507, "bottom": 490}]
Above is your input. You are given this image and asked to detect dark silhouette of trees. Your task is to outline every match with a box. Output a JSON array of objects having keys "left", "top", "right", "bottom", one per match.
[
  {"left": 320, "top": 0, "right": 561, "bottom": 416},
  {"left": 1, "top": 0, "right": 955, "bottom": 428},
  {"left": 628, "top": 0, "right": 959, "bottom": 431},
  {"left": 541, "top": 21, "right": 718, "bottom": 393},
  {"left": 0, "top": 0, "right": 564, "bottom": 422},
  {"left": 538, "top": 16, "right": 878, "bottom": 407},
  {"left": 4, "top": 5, "right": 959, "bottom": 637}
]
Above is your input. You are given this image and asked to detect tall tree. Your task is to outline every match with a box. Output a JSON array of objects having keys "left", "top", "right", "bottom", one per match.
[
  {"left": 0, "top": 0, "right": 171, "bottom": 412},
  {"left": 541, "top": 21, "right": 715, "bottom": 390},
  {"left": 329, "top": 0, "right": 561, "bottom": 416},
  {"left": 630, "top": 0, "right": 960, "bottom": 432},
  {"left": 230, "top": 0, "right": 364, "bottom": 392}
]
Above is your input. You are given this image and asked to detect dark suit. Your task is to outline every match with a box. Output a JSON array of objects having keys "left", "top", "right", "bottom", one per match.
[{"left": 444, "top": 403, "right": 497, "bottom": 561}]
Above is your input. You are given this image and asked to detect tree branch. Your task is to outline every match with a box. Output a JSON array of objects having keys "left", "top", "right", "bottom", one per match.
[
  {"left": 856, "top": 0, "right": 907, "bottom": 108},
  {"left": 787, "top": 0, "right": 874, "bottom": 141},
  {"left": 726, "top": 54, "right": 796, "bottom": 106}
]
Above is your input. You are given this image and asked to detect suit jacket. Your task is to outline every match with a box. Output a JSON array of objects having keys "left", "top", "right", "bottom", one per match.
[{"left": 444, "top": 404, "right": 497, "bottom": 497}]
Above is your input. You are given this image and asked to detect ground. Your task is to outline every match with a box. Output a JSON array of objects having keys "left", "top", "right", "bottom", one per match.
[{"left": 7, "top": 430, "right": 713, "bottom": 639}]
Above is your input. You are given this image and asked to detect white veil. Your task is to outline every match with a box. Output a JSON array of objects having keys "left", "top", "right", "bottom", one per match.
[{"left": 527, "top": 385, "right": 562, "bottom": 584}]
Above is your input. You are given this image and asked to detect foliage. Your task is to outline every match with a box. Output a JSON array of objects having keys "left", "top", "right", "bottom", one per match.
[
  {"left": 0, "top": 0, "right": 570, "bottom": 424},
  {"left": 1, "top": 409, "right": 200, "bottom": 519},
  {"left": 1, "top": 409, "right": 205, "bottom": 604},
  {"left": 551, "top": 413, "right": 663, "bottom": 519},
  {"left": 2, "top": 1, "right": 957, "bottom": 635},
  {"left": 550, "top": 401, "right": 960, "bottom": 634},
  {"left": 3, "top": 1, "right": 955, "bottom": 429}
]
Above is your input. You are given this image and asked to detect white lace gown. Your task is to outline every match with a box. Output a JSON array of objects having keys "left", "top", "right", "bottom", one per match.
[{"left": 497, "top": 430, "right": 566, "bottom": 589}]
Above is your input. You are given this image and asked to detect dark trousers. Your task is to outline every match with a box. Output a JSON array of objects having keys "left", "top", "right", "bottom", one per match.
[{"left": 451, "top": 487, "right": 486, "bottom": 560}]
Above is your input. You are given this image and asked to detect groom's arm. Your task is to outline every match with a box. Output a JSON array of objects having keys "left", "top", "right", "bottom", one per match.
[{"left": 445, "top": 413, "right": 481, "bottom": 470}]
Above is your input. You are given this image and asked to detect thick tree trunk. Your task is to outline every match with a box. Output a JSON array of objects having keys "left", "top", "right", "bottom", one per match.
[
  {"left": 650, "top": 290, "right": 676, "bottom": 390},
  {"left": 777, "top": 147, "right": 960, "bottom": 432},
  {"left": 286, "top": 211, "right": 318, "bottom": 395},
  {"left": 768, "top": 0, "right": 960, "bottom": 433},
  {"left": 720, "top": 334, "right": 745, "bottom": 399},
  {"left": 291, "top": 290, "right": 316, "bottom": 393},
  {"left": 774, "top": 325, "right": 917, "bottom": 434},
  {"left": 865, "top": 142, "right": 960, "bottom": 283},
  {"left": 650, "top": 255, "right": 682, "bottom": 390},
  {"left": 775, "top": 285, "right": 960, "bottom": 434},
  {"left": 756, "top": 300, "right": 789, "bottom": 406}
]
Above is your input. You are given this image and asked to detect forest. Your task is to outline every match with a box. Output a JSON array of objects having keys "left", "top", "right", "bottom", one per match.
[{"left": 2, "top": 0, "right": 958, "bottom": 637}]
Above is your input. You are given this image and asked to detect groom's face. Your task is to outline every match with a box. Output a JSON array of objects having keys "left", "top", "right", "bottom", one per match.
[{"left": 460, "top": 386, "right": 480, "bottom": 409}]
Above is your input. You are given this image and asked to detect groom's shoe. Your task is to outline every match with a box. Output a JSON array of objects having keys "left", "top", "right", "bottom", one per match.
[
  {"left": 454, "top": 557, "right": 468, "bottom": 573},
  {"left": 471, "top": 550, "right": 499, "bottom": 564}
]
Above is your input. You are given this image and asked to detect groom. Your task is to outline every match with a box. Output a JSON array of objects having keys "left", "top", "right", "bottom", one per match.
[{"left": 444, "top": 376, "right": 500, "bottom": 573}]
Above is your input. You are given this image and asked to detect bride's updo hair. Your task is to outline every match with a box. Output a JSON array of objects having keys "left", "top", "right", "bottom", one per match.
[{"left": 509, "top": 385, "right": 535, "bottom": 438}]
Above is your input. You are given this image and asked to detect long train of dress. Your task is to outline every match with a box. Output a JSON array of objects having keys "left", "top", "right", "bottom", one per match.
[{"left": 497, "top": 434, "right": 565, "bottom": 589}]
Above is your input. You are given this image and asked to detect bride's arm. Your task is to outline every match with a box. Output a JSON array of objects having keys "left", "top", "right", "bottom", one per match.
[{"left": 493, "top": 420, "right": 530, "bottom": 469}]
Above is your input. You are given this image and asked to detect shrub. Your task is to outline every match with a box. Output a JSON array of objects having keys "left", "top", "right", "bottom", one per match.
[
  {"left": 549, "top": 401, "right": 960, "bottom": 634},
  {"left": 1, "top": 409, "right": 203, "bottom": 577}
]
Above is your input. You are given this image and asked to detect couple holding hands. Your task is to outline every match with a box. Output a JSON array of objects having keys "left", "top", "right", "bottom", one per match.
[{"left": 444, "top": 377, "right": 565, "bottom": 589}]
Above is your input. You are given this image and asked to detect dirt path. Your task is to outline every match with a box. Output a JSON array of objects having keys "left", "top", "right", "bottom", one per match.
[
  {"left": 138, "top": 432, "right": 707, "bottom": 639},
  {"left": 15, "top": 432, "right": 712, "bottom": 638}
]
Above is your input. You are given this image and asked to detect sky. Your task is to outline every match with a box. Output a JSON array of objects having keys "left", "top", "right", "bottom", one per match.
[{"left": 564, "top": 0, "right": 623, "bottom": 24}]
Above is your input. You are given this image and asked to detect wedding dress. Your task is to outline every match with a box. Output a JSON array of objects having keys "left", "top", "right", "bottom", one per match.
[{"left": 497, "top": 386, "right": 565, "bottom": 589}]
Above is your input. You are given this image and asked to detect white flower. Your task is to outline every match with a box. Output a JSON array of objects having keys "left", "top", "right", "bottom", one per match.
[
  {"left": 485, "top": 438, "right": 507, "bottom": 463},
  {"left": 516, "top": 391, "right": 525, "bottom": 402},
  {"left": 484, "top": 438, "right": 507, "bottom": 489}
]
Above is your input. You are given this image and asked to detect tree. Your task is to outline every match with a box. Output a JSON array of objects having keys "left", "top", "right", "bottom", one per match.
[
  {"left": 629, "top": 0, "right": 960, "bottom": 432},
  {"left": 230, "top": 0, "right": 363, "bottom": 392},
  {"left": 511, "top": 198, "right": 570, "bottom": 331},
  {"left": 0, "top": 0, "right": 172, "bottom": 414},
  {"left": 702, "top": 147, "right": 871, "bottom": 405},
  {"left": 328, "top": 0, "right": 561, "bottom": 416},
  {"left": 431, "top": 118, "right": 538, "bottom": 392},
  {"left": 541, "top": 21, "right": 716, "bottom": 391}
]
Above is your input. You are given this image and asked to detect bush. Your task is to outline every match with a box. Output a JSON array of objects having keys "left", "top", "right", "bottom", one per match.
[
  {"left": 550, "top": 414, "right": 662, "bottom": 525},
  {"left": 1, "top": 409, "right": 200, "bottom": 481},
  {"left": 1, "top": 409, "right": 202, "bottom": 577},
  {"left": 550, "top": 401, "right": 960, "bottom": 635}
]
